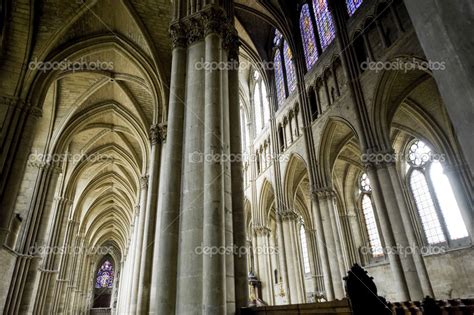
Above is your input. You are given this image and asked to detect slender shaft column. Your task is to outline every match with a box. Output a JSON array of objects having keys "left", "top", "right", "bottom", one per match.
[
  {"left": 387, "top": 163, "right": 435, "bottom": 296},
  {"left": 227, "top": 30, "right": 248, "bottom": 312},
  {"left": 309, "top": 194, "right": 334, "bottom": 300},
  {"left": 0, "top": 99, "right": 40, "bottom": 246},
  {"left": 202, "top": 11, "right": 226, "bottom": 313},
  {"left": 378, "top": 163, "right": 424, "bottom": 299},
  {"left": 315, "top": 192, "right": 341, "bottom": 300},
  {"left": 365, "top": 164, "right": 410, "bottom": 301},
  {"left": 274, "top": 214, "right": 290, "bottom": 303},
  {"left": 176, "top": 18, "right": 206, "bottom": 314},
  {"left": 129, "top": 176, "right": 148, "bottom": 313},
  {"left": 306, "top": 229, "right": 324, "bottom": 298},
  {"left": 136, "top": 125, "right": 162, "bottom": 314},
  {"left": 4, "top": 161, "right": 61, "bottom": 314},
  {"left": 326, "top": 193, "right": 345, "bottom": 298},
  {"left": 150, "top": 20, "right": 187, "bottom": 315}
]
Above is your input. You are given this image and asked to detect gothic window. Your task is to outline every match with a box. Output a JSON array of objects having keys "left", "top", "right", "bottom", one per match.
[
  {"left": 312, "top": 0, "right": 336, "bottom": 51},
  {"left": 299, "top": 224, "right": 311, "bottom": 274},
  {"left": 283, "top": 41, "right": 297, "bottom": 95},
  {"left": 240, "top": 104, "right": 249, "bottom": 154},
  {"left": 274, "top": 49, "right": 286, "bottom": 106},
  {"left": 300, "top": 4, "right": 319, "bottom": 70},
  {"left": 273, "top": 30, "right": 297, "bottom": 107},
  {"left": 406, "top": 139, "right": 469, "bottom": 245},
  {"left": 253, "top": 71, "right": 270, "bottom": 136},
  {"left": 360, "top": 173, "right": 383, "bottom": 257},
  {"left": 95, "top": 259, "right": 114, "bottom": 289},
  {"left": 346, "top": 0, "right": 363, "bottom": 16}
]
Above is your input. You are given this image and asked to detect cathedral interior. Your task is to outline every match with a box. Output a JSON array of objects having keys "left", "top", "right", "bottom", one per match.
[{"left": 0, "top": 0, "right": 473, "bottom": 314}]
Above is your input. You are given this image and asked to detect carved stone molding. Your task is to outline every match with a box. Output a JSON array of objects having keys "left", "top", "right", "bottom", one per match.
[{"left": 0, "top": 95, "right": 41, "bottom": 117}]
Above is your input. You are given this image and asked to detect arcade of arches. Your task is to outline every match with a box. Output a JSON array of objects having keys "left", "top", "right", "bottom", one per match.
[{"left": 0, "top": 0, "right": 472, "bottom": 314}]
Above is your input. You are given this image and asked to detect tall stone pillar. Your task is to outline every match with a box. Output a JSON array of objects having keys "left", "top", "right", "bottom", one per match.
[
  {"left": 129, "top": 176, "right": 148, "bottom": 313},
  {"left": 314, "top": 191, "right": 343, "bottom": 299},
  {"left": 309, "top": 193, "right": 334, "bottom": 300},
  {"left": 0, "top": 99, "right": 41, "bottom": 246},
  {"left": 4, "top": 161, "right": 62, "bottom": 314},
  {"left": 149, "top": 19, "right": 187, "bottom": 315},
  {"left": 136, "top": 124, "right": 162, "bottom": 314},
  {"left": 403, "top": 0, "right": 474, "bottom": 172},
  {"left": 150, "top": 3, "right": 245, "bottom": 315},
  {"left": 378, "top": 162, "right": 429, "bottom": 299},
  {"left": 365, "top": 164, "right": 410, "bottom": 301}
]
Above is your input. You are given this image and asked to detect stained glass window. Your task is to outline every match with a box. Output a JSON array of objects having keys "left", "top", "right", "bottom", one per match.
[
  {"left": 274, "top": 29, "right": 283, "bottom": 45},
  {"left": 312, "top": 0, "right": 336, "bottom": 50},
  {"left": 254, "top": 82, "right": 262, "bottom": 131},
  {"left": 346, "top": 0, "right": 363, "bottom": 16},
  {"left": 95, "top": 260, "right": 114, "bottom": 288},
  {"left": 300, "top": 4, "right": 319, "bottom": 69},
  {"left": 283, "top": 41, "right": 297, "bottom": 94},
  {"left": 274, "top": 49, "right": 285, "bottom": 106}
]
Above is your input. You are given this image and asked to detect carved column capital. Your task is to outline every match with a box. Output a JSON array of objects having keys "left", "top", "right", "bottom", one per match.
[
  {"left": 169, "top": 22, "right": 187, "bottom": 49},
  {"left": 158, "top": 123, "right": 167, "bottom": 143},
  {"left": 140, "top": 175, "right": 149, "bottom": 189},
  {"left": 186, "top": 18, "right": 204, "bottom": 45},
  {"left": 202, "top": 6, "right": 226, "bottom": 36},
  {"left": 150, "top": 124, "right": 161, "bottom": 145}
]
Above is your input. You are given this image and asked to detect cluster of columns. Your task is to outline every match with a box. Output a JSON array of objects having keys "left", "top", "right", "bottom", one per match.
[{"left": 148, "top": 2, "right": 248, "bottom": 314}]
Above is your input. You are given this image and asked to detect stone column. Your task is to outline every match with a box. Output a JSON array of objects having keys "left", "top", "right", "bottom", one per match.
[
  {"left": 365, "top": 164, "right": 410, "bottom": 301},
  {"left": 228, "top": 28, "right": 249, "bottom": 312},
  {"left": 0, "top": 99, "right": 41, "bottom": 246},
  {"left": 403, "top": 0, "right": 474, "bottom": 172},
  {"left": 4, "top": 161, "right": 62, "bottom": 314},
  {"left": 149, "top": 19, "right": 187, "bottom": 313},
  {"left": 136, "top": 124, "right": 162, "bottom": 314},
  {"left": 33, "top": 196, "right": 73, "bottom": 314},
  {"left": 314, "top": 191, "right": 343, "bottom": 299},
  {"left": 306, "top": 229, "right": 324, "bottom": 298},
  {"left": 325, "top": 192, "right": 346, "bottom": 298},
  {"left": 129, "top": 176, "right": 148, "bottom": 313},
  {"left": 309, "top": 193, "right": 334, "bottom": 300},
  {"left": 201, "top": 9, "right": 226, "bottom": 313},
  {"left": 385, "top": 162, "right": 432, "bottom": 299}
]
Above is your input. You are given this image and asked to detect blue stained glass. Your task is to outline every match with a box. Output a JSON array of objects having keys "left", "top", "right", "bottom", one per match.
[
  {"left": 274, "top": 50, "right": 285, "bottom": 106},
  {"left": 300, "top": 4, "right": 319, "bottom": 69},
  {"left": 346, "top": 0, "right": 363, "bottom": 16},
  {"left": 95, "top": 260, "right": 114, "bottom": 288},
  {"left": 313, "top": 0, "right": 336, "bottom": 50},
  {"left": 283, "top": 41, "right": 297, "bottom": 94},
  {"left": 274, "top": 29, "right": 283, "bottom": 45}
]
